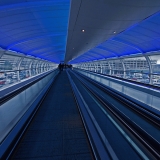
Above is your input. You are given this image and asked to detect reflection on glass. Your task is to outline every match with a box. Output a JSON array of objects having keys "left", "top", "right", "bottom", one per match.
[
  {"left": 0, "top": 54, "right": 21, "bottom": 71},
  {"left": 76, "top": 55, "right": 160, "bottom": 86},
  {"left": 149, "top": 55, "right": 160, "bottom": 86},
  {"left": 0, "top": 71, "right": 18, "bottom": 89},
  {"left": 0, "top": 54, "right": 55, "bottom": 90},
  {"left": 20, "top": 58, "right": 32, "bottom": 70}
]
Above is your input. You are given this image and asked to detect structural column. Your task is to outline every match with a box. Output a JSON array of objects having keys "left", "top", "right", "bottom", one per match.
[
  {"left": 121, "top": 59, "right": 126, "bottom": 78},
  {"left": 17, "top": 57, "right": 24, "bottom": 81},
  {"left": 144, "top": 55, "right": 153, "bottom": 85}
]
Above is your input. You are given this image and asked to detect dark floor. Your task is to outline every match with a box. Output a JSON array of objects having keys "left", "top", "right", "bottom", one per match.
[{"left": 11, "top": 71, "right": 93, "bottom": 160}]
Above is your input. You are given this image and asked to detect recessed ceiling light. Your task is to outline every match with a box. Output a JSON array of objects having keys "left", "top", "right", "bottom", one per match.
[
  {"left": 113, "top": 31, "right": 116, "bottom": 34},
  {"left": 73, "top": 48, "right": 74, "bottom": 49},
  {"left": 81, "top": 29, "right": 85, "bottom": 32}
]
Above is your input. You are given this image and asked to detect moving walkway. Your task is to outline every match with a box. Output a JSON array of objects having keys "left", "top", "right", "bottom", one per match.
[{"left": 1, "top": 69, "right": 159, "bottom": 159}]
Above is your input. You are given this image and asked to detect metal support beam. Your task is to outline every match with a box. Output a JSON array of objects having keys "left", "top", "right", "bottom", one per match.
[
  {"left": 108, "top": 61, "right": 111, "bottom": 75},
  {"left": 100, "top": 64, "right": 102, "bottom": 73},
  {"left": 29, "top": 59, "right": 34, "bottom": 77},
  {"left": 0, "top": 50, "right": 5, "bottom": 59},
  {"left": 36, "top": 61, "right": 39, "bottom": 74},
  {"left": 40, "top": 61, "right": 43, "bottom": 73},
  {"left": 121, "top": 59, "right": 126, "bottom": 78},
  {"left": 144, "top": 55, "right": 153, "bottom": 85},
  {"left": 17, "top": 57, "right": 24, "bottom": 81}
]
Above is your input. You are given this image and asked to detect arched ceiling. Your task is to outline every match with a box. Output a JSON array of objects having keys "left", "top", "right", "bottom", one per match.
[
  {"left": 0, "top": 0, "right": 70, "bottom": 63},
  {"left": 1, "top": 0, "right": 160, "bottom": 64}
]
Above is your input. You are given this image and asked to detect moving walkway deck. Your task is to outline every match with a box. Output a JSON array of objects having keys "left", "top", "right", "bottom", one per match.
[
  {"left": 2, "top": 69, "right": 159, "bottom": 159},
  {"left": 11, "top": 71, "right": 94, "bottom": 159},
  {"left": 68, "top": 70, "right": 160, "bottom": 160}
]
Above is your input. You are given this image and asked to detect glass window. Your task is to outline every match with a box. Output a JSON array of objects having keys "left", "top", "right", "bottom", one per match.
[
  {"left": 123, "top": 56, "right": 149, "bottom": 83},
  {"left": 19, "top": 58, "right": 33, "bottom": 80},
  {"left": 0, "top": 53, "right": 54, "bottom": 90},
  {"left": 96, "top": 63, "right": 101, "bottom": 73},
  {"left": 37, "top": 61, "right": 43, "bottom": 74},
  {"left": 45, "top": 63, "right": 48, "bottom": 71},
  {"left": 109, "top": 60, "right": 124, "bottom": 77},
  {"left": 0, "top": 54, "right": 21, "bottom": 71},
  {"left": 109, "top": 60, "right": 123, "bottom": 70},
  {"left": 47, "top": 63, "right": 54, "bottom": 70},
  {"left": 0, "top": 71, "right": 18, "bottom": 89},
  {"left": 20, "top": 58, "right": 32, "bottom": 70},
  {"left": 149, "top": 55, "right": 160, "bottom": 74},
  {"left": 0, "top": 54, "right": 21, "bottom": 88},
  {"left": 43, "top": 63, "right": 46, "bottom": 71},
  {"left": 41, "top": 63, "right": 45, "bottom": 72},
  {"left": 31, "top": 60, "right": 38, "bottom": 76},
  {"left": 149, "top": 54, "right": 160, "bottom": 86},
  {"left": 102, "top": 61, "right": 110, "bottom": 75}
]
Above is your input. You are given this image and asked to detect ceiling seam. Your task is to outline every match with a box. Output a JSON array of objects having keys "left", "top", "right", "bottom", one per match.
[{"left": 64, "top": 0, "right": 82, "bottom": 63}]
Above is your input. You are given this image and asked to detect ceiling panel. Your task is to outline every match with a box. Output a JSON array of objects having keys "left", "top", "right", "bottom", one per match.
[
  {"left": 1, "top": 0, "right": 160, "bottom": 64},
  {"left": 0, "top": 0, "right": 70, "bottom": 63},
  {"left": 67, "top": 0, "right": 160, "bottom": 63}
]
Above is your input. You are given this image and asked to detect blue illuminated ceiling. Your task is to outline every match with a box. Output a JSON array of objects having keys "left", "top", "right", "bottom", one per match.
[
  {"left": 66, "top": 0, "right": 160, "bottom": 64},
  {"left": 0, "top": 0, "right": 70, "bottom": 63},
  {"left": 1, "top": 1, "right": 160, "bottom": 63}
]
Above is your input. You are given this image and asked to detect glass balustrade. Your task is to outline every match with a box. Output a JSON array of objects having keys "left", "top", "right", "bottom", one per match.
[
  {"left": 74, "top": 54, "right": 160, "bottom": 86},
  {"left": 0, "top": 51, "right": 57, "bottom": 90}
]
